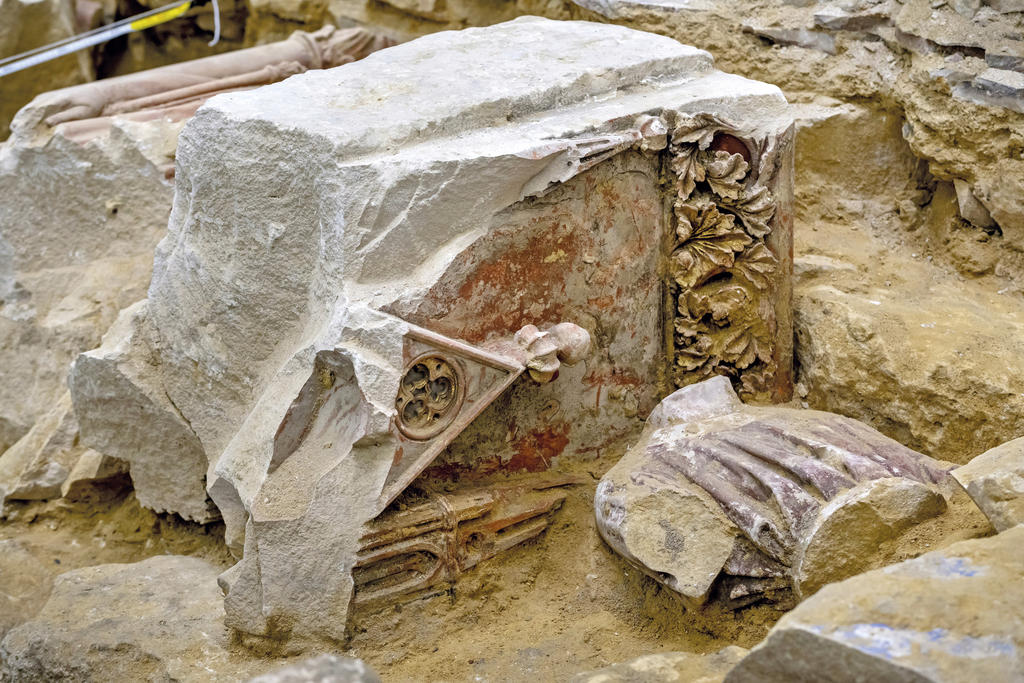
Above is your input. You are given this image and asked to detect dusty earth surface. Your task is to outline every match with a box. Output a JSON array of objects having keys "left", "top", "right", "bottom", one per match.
[{"left": 0, "top": 448, "right": 993, "bottom": 681}]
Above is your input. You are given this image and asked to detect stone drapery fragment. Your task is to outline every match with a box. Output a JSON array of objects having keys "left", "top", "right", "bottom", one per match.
[
  {"left": 10, "top": 26, "right": 394, "bottom": 147},
  {"left": 595, "top": 376, "right": 952, "bottom": 608},
  {"left": 68, "top": 17, "right": 793, "bottom": 642}
]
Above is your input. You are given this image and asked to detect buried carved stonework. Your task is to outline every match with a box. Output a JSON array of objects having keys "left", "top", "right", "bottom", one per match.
[
  {"left": 666, "top": 115, "right": 791, "bottom": 403},
  {"left": 353, "top": 477, "right": 574, "bottom": 608},
  {"left": 66, "top": 18, "right": 796, "bottom": 642}
]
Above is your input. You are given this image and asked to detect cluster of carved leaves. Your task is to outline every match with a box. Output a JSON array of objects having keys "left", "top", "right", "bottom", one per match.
[{"left": 668, "top": 115, "right": 780, "bottom": 401}]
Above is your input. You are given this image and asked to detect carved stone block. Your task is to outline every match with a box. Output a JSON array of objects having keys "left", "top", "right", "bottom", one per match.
[{"left": 68, "top": 17, "right": 794, "bottom": 642}]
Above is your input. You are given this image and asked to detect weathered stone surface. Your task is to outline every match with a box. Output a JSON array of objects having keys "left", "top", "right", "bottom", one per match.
[
  {"left": 0, "top": 539, "right": 51, "bottom": 641},
  {"left": 0, "top": 0, "right": 92, "bottom": 139},
  {"left": 0, "top": 555, "right": 276, "bottom": 682},
  {"left": 0, "top": 117, "right": 173, "bottom": 456},
  {"left": 727, "top": 526, "right": 1024, "bottom": 683},
  {"left": 794, "top": 251, "right": 1024, "bottom": 463},
  {"left": 246, "top": 655, "right": 380, "bottom": 683},
  {"left": 953, "top": 437, "right": 1024, "bottom": 532},
  {"left": 69, "top": 17, "right": 793, "bottom": 643},
  {"left": 596, "top": 376, "right": 951, "bottom": 608},
  {"left": 59, "top": 449, "right": 130, "bottom": 501},
  {"left": 570, "top": 646, "right": 748, "bottom": 683}
]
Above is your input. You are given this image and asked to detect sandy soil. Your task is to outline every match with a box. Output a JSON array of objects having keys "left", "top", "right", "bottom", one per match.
[{"left": 0, "top": 450, "right": 994, "bottom": 681}]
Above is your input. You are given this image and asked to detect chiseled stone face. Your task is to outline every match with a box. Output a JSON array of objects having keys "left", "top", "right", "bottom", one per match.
[
  {"left": 70, "top": 17, "right": 794, "bottom": 642},
  {"left": 595, "top": 376, "right": 953, "bottom": 609}
]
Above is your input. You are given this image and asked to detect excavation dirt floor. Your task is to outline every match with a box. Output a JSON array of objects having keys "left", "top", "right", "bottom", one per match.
[{"left": 0, "top": 450, "right": 994, "bottom": 681}]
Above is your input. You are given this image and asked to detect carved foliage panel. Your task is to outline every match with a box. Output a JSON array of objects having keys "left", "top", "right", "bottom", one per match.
[{"left": 665, "top": 114, "right": 785, "bottom": 402}]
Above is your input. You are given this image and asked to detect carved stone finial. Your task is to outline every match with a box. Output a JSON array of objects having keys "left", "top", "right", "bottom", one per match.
[{"left": 511, "top": 322, "right": 592, "bottom": 383}]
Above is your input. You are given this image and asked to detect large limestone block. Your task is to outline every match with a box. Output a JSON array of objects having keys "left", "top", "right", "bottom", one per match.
[
  {"left": 0, "top": 0, "right": 92, "bottom": 139},
  {"left": 953, "top": 437, "right": 1024, "bottom": 532},
  {"left": 570, "top": 646, "right": 748, "bottom": 683},
  {"left": 0, "top": 555, "right": 275, "bottom": 682},
  {"left": 0, "top": 391, "right": 82, "bottom": 502},
  {"left": 727, "top": 526, "right": 1024, "bottom": 683},
  {"left": 70, "top": 17, "right": 794, "bottom": 642},
  {"left": 596, "top": 376, "right": 952, "bottom": 609}
]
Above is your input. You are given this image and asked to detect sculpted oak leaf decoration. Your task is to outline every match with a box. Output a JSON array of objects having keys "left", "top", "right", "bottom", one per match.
[
  {"left": 719, "top": 184, "right": 776, "bottom": 238},
  {"left": 671, "top": 113, "right": 731, "bottom": 148},
  {"left": 739, "top": 365, "right": 776, "bottom": 401},
  {"left": 672, "top": 199, "right": 752, "bottom": 289},
  {"left": 674, "top": 334, "right": 712, "bottom": 371},
  {"left": 703, "top": 150, "right": 749, "bottom": 200}
]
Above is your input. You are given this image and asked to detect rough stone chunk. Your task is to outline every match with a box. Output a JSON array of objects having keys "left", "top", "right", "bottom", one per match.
[
  {"left": 953, "top": 437, "right": 1024, "bottom": 532},
  {"left": 0, "top": 555, "right": 273, "bottom": 682},
  {"left": 595, "top": 376, "right": 952, "bottom": 608},
  {"left": 0, "top": 540, "right": 51, "bottom": 641},
  {"left": 70, "top": 301, "right": 218, "bottom": 523},
  {"left": 727, "top": 527, "right": 1024, "bottom": 683},
  {"left": 570, "top": 646, "right": 748, "bottom": 683},
  {"left": 246, "top": 655, "right": 381, "bottom": 683}
]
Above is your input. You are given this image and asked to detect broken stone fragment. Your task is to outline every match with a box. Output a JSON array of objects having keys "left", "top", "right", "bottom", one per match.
[
  {"left": 245, "top": 655, "right": 380, "bottom": 683},
  {"left": 0, "top": 555, "right": 276, "bottom": 682},
  {"left": 70, "top": 301, "right": 219, "bottom": 523},
  {"left": 953, "top": 437, "right": 1024, "bottom": 532},
  {"left": 595, "top": 375, "right": 952, "bottom": 609},
  {"left": 0, "top": 391, "right": 92, "bottom": 504},
  {"left": 726, "top": 526, "right": 1024, "bottom": 682},
  {"left": 569, "top": 646, "right": 748, "bottom": 683}
]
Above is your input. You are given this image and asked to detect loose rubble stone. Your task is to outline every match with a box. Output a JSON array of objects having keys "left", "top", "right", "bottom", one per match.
[
  {"left": 570, "top": 646, "right": 748, "bottom": 683},
  {"left": 70, "top": 17, "right": 794, "bottom": 643},
  {"left": 0, "top": 555, "right": 275, "bottom": 682},
  {"left": 0, "top": 540, "right": 51, "bottom": 641},
  {"left": 595, "top": 376, "right": 952, "bottom": 608},
  {"left": 727, "top": 526, "right": 1024, "bottom": 683},
  {"left": 794, "top": 262, "right": 1024, "bottom": 462},
  {"left": 953, "top": 437, "right": 1024, "bottom": 532},
  {"left": 0, "top": 392, "right": 81, "bottom": 502},
  {"left": 246, "top": 655, "right": 381, "bottom": 683}
]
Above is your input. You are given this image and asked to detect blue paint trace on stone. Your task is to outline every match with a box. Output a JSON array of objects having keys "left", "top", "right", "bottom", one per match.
[
  {"left": 825, "top": 623, "right": 1018, "bottom": 664},
  {"left": 884, "top": 554, "right": 987, "bottom": 579}
]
